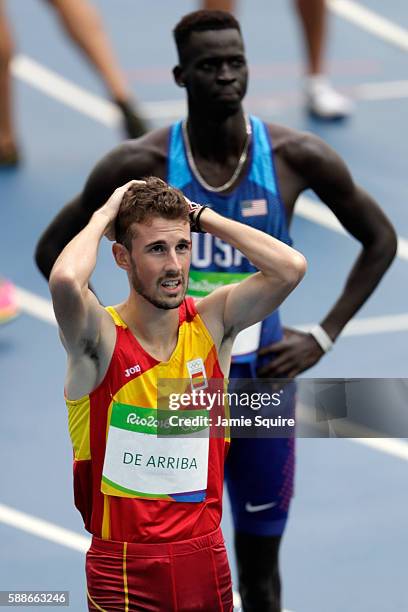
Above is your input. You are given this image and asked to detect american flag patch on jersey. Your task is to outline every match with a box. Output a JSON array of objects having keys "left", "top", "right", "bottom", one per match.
[{"left": 241, "top": 198, "right": 267, "bottom": 217}]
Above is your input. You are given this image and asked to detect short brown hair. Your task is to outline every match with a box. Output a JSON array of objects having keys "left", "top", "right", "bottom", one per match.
[{"left": 115, "top": 177, "right": 189, "bottom": 249}]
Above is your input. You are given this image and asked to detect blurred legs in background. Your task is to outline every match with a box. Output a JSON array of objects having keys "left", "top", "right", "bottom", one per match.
[{"left": 0, "top": 0, "right": 147, "bottom": 167}]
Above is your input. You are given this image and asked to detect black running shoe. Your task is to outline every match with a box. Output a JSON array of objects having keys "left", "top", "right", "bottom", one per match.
[
  {"left": 0, "top": 144, "right": 20, "bottom": 167},
  {"left": 115, "top": 99, "right": 149, "bottom": 139}
]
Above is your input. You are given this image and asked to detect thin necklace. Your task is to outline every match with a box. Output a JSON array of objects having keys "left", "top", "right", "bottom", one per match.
[{"left": 182, "top": 115, "right": 252, "bottom": 193}]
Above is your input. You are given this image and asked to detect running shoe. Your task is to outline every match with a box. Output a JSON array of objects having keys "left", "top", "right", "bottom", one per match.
[
  {"left": 305, "top": 75, "right": 354, "bottom": 119},
  {"left": 0, "top": 279, "right": 20, "bottom": 324},
  {"left": 0, "top": 143, "right": 20, "bottom": 167},
  {"left": 115, "top": 99, "right": 149, "bottom": 139}
]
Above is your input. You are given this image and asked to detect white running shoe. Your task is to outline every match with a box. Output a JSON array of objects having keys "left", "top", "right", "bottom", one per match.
[{"left": 305, "top": 74, "right": 354, "bottom": 119}]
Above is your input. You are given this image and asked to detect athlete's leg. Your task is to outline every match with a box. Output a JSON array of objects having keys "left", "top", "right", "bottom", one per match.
[
  {"left": 43, "top": 0, "right": 148, "bottom": 137},
  {"left": 294, "top": 0, "right": 353, "bottom": 118},
  {"left": 235, "top": 532, "right": 282, "bottom": 612},
  {"left": 201, "top": 0, "right": 236, "bottom": 12},
  {"left": 0, "top": 1, "right": 19, "bottom": 165},
  {"left": 225, "top": 436, "right": 293, "bottom": 612},
  {"left": 226, "top": 369, "right": 295, "bottom": 612},
  {"left": 295, "top": 0, "right": 326, "bottom": 75}
]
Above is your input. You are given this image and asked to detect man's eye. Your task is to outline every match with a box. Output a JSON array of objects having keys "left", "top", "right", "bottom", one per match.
[
  {"left": 177, "top": 244, "right": 189, "bottom": 251},
  {"left": 230, "top": 58, "right": 245, "bottom": 68},
  {"left": 200, "top": 61, "right": 215, "bottom": 71},
  {"left": 151, "top": 245, "right": 165, "bottom": 253}
]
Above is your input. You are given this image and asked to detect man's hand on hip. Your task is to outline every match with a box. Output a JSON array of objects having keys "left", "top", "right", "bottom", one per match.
[{"left": 257, "top": 327, "right": 324, "bottom": 378}]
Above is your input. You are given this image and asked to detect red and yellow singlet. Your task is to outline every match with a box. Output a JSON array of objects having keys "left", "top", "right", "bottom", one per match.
[{"left": 65, "top": 298, "right": 228, "bottom": 543}]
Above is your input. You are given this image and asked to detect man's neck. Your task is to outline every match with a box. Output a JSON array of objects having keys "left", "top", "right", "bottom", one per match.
[
  {"left": 186, "top": 108, "right": 247, "bottom": 162},
  {"left": 117, "top": 293, "right": 181, "bottom": 361}
]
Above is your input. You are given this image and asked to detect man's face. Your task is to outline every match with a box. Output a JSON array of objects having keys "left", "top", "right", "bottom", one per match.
[
  {"left": 175, "top": 28, "right": 248, "bottom": 118},
  {"left": 127, "top": 216, "right": 191, "bottom": 310}
]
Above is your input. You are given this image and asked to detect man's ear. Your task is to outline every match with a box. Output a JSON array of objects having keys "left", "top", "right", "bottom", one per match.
[
  {"left": 112, "top": 243, "right": 131, "bottom": 271},
  {"left": 173, "top": 65, "right": 185, "bottom": 88}
]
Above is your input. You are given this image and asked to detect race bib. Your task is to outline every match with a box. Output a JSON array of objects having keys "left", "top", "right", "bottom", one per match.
[
  {"left": 188, "top": 270, "right": 262, "bottom": 360},
  {"left": 101, "top": 403, "right": 210, "bottom": 502}
]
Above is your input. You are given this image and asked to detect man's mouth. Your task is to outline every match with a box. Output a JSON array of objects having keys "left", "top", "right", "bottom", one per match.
[
  {"left": 215, "top": 88, "right": 240, "bottom": 99},
  {"left": 160, "top": 278, "right": 183, "bottom": 292}
]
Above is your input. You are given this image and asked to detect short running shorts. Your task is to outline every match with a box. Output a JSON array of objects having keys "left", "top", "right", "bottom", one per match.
[{"left": 86, "top": 527, "right": 233, "bottom": 611}]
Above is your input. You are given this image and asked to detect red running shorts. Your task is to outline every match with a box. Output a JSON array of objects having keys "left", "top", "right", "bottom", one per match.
[{"left": 86, "top": 527, "right": 233, "bottom": 611}]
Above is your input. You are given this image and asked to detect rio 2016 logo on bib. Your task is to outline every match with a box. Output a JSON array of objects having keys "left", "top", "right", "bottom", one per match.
[{"left": 187, "top": 358, "right": 208, "bottom": 391}]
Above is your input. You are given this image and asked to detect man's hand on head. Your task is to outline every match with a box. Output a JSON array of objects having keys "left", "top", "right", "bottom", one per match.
[
  {"left": 96, "top": 180, "right": 146, "bottom": 241},
  {"left": 185, "top": 197, "right": 208, "bottom": 233}
]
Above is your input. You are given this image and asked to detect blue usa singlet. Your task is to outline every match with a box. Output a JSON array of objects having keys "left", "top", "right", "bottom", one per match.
[
  {"left": 168, "top": 116, "right": 296, "bottom": 537},
  {"left": 167, "top": 116, "right": 292, "bottom": 372}
]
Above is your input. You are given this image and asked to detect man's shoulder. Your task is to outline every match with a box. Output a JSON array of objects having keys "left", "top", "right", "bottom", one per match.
[
  {"left": 84, "top": 127, "right": 173, "bottom": 199},
  {"left": 108, "top": 126, "right": 172, "bottom": 174},
  {"left": 265, "top": 121, "right": 314, "bottom": 148},
  {"left": 265, "top": 121, "right": 330, "bottom": 167}
]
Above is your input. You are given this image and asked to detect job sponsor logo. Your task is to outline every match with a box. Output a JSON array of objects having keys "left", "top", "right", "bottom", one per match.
[{"left": 124, "top": 364, "right": 141, "bottom": 377}]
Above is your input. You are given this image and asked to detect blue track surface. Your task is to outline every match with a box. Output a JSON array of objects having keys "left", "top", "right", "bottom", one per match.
[{"left": 1, "top": 1, "right": 407, "bottom": 610}]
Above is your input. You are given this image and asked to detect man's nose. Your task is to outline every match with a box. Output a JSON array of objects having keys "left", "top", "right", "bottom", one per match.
[
  {"left": 164, "top": 249, "right": 182, "bottom": 271},
  {"left": 217, "top": 62, "right": 235, "bottom": 82}
]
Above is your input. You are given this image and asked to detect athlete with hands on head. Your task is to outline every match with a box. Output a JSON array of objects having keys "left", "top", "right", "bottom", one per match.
[{"left": 49, "top": 177, "right": 306, "bottom": 612}]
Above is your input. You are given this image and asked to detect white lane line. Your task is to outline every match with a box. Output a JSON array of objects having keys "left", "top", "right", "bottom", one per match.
[
  {"left": 11, "top": 55, "right": 119, "bottom": 127},
  {"left": 328, "top": 0, "right": 408, "bottom": 52},
  {"left": 15, "top": 282, "right": 408, "bottom": 337},
  {"left": 11, "top": 54, "right": 186, "bottom": 124},
  {"left": 341, "top": 313, "right": 408, "bottom": 336},
  {"left": 296, "top": 195, "right": 408, "bottom": 262},
  {"left": 353, "top": 80, "right": 408, "bottom": 101},
  {"left": 350, "top": 438, "right": 408, "bottom": 461},
  {"left": 11, "top": 53, "right": 408, "bottom": 129},
  {"left": 0, "top": 503, "right": 90, "bottom": 552},
  {"left": 15, "top": 286, "right": 56, "bottom": 326},
  {"left": 296, "top": 312, "right": 408, "bottom": 337}
]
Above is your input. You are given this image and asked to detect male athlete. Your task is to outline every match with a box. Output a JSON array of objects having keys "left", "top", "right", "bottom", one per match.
[
  {"left": 49, "top": 177, "right": 305, "bottom": 611},
  {"left": 37, "top": 11, "right": 397, "bottom": 612}
]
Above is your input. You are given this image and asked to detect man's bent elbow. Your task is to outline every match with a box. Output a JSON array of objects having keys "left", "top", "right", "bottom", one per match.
[
  {"left": 284, "top": 252, "right": 307, "bottom": 288},
  {"left": 369, "top": 222, "right": 398, "bottom": 270},
  {"left": 49, "top": 268, "right": 81, "bottom": 302}
]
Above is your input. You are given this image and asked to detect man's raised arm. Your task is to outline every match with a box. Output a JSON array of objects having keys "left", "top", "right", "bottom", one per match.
[
  {"left": 195, "top": 205, "right": 307, "bottom": 341},
  {"left": 49, "top": 182, "right": 138, "bottom": 359}
]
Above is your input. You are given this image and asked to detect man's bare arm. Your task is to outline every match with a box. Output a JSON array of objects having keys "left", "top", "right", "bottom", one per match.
[
  {"left": 259, "top": 133, "right": 397, "bottom": 377},
  {"left": 299, "top": 135, "right": 397, "bottom": 339},
  {"left": 49, "top": 182, "right": 139, "bottom": 398},
  {"left": 196, "top": 207, "right": 307, "bottom": 344}
]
